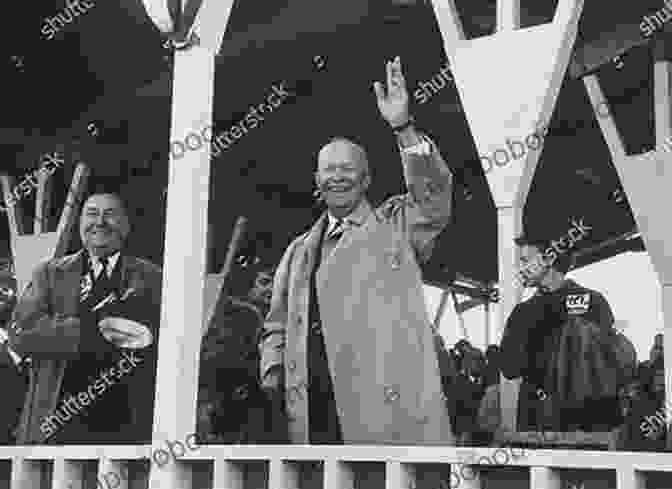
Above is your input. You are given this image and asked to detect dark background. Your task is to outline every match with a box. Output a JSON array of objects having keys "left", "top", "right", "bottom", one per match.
[{"left": 0, "top": 0, "right": 667, "bottom": 293}]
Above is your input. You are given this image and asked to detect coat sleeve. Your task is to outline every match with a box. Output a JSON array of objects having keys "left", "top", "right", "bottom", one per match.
[
  {"left": 258, "top": 239, "right": 297, "bottom": 381},
  {"left": 388, "top": 134, "right": 454, "bottom": 263},
  {"left": 499, "top": 302, "right": 538, "bottom": 380},
  {"left": 8, "top": 260, "right": 82, "bottom": 359}
]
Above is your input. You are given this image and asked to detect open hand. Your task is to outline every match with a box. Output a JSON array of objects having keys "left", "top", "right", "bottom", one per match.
[{"left": 373, "top": 56, "right": 410, "bottom": 128}]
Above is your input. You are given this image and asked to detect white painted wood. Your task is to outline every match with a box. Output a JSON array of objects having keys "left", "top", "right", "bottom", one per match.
[
  {"left": 385, "top": 461, "right": 415, "bottom": 489},
  {"left": 616, "top": 468, "right": 646, "bottom": 489},
  {"left": 497, "top": 206, "right": 522, "bottom": 431},
  {"left": 428, "top": 0, "right": 465, "bottom": 50},
  {"left": 151, "top": 46, "right": 215, "bottom": 453},
  {"left": 323, "top": 460, "right": 355, "bottom": 489},
  {"left": 98, "top": 459, "right": 129, "bottom": 489},
  {"left": 52, "top": 459, "right": 83, "bottom": 489},
  {"left": 212, "top": 460, "right": 244, "bottom": 489},
  {"left": 531, "top": 467, "right": 563, "bottom": 489},
  {"left": 147, "top": 461, "right": 192, "bottom": 489},
  {"left": 189, "top": 0, "right": 235, "bottom": 55},
  {"left": 151, "top": 4, "right": 234, "bottom": 476},
  {"left": 10, "top": 458, "right": 42, "bottom": 489},
  {"left": 268, "top": 459, "right": 301, "bottom": 489},
  {"left": 497, "top": 0, "right": 520, "bottom": 32},
  {"left": 430, "top": 0, "right": 584, "bottom": 434},
  {"left": 583, "top": 75, "right": 627, "bottom": 160},
  {"left": 584, "top": 58, "right": 672, "bottom": 453}
]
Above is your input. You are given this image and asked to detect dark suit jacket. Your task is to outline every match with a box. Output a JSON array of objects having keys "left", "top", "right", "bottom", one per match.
[{"left": 8, "top": 249, "right": 162, "bottom": 444}]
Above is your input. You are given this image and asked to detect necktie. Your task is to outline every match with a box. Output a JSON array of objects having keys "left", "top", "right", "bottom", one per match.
[
  {"left": 327, "top": 219, "right": 346, "bottom": 241},
  {"left": 97, "top": 255, "right": 110, "bottom": 281}
]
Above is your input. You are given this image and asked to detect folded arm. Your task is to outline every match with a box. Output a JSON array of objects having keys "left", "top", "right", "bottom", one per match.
[{"left": 8, "top": 261, "right": 81, "bottom": 359}]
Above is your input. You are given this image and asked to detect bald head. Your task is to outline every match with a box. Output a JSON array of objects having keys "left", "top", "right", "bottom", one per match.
[
  {"left": 315, "top": 137, "right": 371, "bottom": 218},
  {"left": 317, "top": 138, "right": 369, "bottom": 175}
]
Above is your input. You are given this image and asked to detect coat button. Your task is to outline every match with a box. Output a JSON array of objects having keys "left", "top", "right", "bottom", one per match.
[
  {"left": 288, "top": 360, "right": 297, "bottom": 371},
  {"left": 297, "top": 316, "right": 303, "bottom": 324},
  {"left": 384, "top": 385, "right": 400, "bottom": 403}
]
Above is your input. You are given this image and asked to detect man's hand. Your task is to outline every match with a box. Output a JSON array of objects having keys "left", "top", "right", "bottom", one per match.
[
  {"left": 261, "top": 365, "right": 284, "bottom": 400},
  {"left": 373, "top": 56, "right": 410, "bottom": 128}
]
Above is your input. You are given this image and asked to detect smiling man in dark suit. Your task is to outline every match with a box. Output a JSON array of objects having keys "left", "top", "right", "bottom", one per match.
[{"left": 7, "top": 191, "right": 162, "bottom": 444}]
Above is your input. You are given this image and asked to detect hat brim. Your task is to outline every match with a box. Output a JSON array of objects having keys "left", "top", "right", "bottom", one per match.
[{"left": 98, "top": 317, "right": 153, "bottom": 349}]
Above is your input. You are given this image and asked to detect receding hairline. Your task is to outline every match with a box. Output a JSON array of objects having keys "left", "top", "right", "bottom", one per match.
[{"left": 317, "top": 137, "right": 369, "bottom": 172}]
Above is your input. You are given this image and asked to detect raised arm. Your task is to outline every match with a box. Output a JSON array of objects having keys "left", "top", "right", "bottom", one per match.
[
  {"left": 373, "top": 56, "right": 453, "bottom": 260},
  {"left": 8, "top": 261, "right": 82, "bottom": 359}
]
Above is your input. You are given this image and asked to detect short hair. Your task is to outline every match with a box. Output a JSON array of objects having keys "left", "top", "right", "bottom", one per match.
[
  {"left": 317, "top": 136, "right": 370, "bottom": 176},
  {"left": 514, "top": 234, "right": 572, "bottom": 274},
  {"left": 82, "top": 190, "right": 129, "bottom": 217}
]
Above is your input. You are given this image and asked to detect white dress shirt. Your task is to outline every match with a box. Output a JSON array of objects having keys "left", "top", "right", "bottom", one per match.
[{"left": 90, "top": 251, "right": 120, "bottom": 280}]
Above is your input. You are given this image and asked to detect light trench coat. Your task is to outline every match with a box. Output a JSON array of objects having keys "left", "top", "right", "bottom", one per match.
[{"left": 260, "top": 135, "right": 455, "bottom": 445}]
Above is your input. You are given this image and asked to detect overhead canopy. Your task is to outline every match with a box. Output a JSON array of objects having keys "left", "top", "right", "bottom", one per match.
[{"left": 0, "top": 0, "right": 666, "bottom": 291}]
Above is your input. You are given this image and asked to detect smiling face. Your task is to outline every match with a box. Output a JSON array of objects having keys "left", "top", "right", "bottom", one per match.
[
  {"left": 79, "top": 193, "right": 130, "bottom": 257},
  {"left": 315, "top": 139, "right": 370, "bottom": 218},
  {"left": 518, "top": 244, "right": 550, "bottom": 287}
]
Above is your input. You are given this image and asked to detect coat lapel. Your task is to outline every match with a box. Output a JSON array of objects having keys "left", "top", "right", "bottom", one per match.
[
  {"left": 297, "top": 214, "right": 328, "bottom": 281},
  {"left": 54, "top": 250, "right": 85, "bottom": 316}
]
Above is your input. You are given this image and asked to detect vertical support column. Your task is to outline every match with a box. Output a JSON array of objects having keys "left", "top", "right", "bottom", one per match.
[
  {"left": 52, "top": 459, "right": 83, "bottom": 489},
  {"left": 497, "top": 205, "right": 523, "bottom": 432},
  {"left": 149, "top": 45, "right": 214, "bottom": 489},
  {"left": 530, "top": 467, "right": 563, "bottom": 489},
  {"left": 213, "top": 460, "right": 244, "bottom": 489},
  {"left": 324, "top": 460, "right": 355, "bottom": 489},
  {"left": 496, "top": 0, "right": 520, "bottom": 32},
  {"left": 10, "top": 458, "right": 42, "bottom": 489},
  {"left": 616, "top": 468, "right": 646, "bottom": 489},
  {"left": 269, "top": 459, "right": 301, "bottom": 489},
  {"left": 665, "top": 283, "right": 672, "bottom": 449},
  {"left": 98, "top": 459, "right": 129, "bottom": 489},
  {"left": 385, "top": 462, "right": 415, "bottom": 489}
]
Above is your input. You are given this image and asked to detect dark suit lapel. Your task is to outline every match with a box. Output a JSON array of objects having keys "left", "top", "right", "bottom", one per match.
[
  {"left": 54, "top": 250, "right": 85, "bottom": 317},
  {"left": 297, "top": 214, "right": 328, "bottom": 280}
]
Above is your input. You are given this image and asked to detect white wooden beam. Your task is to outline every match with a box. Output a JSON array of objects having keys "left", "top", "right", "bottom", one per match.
[
  {"left": 496, "top": 0, "right": 520, "bottom": 32},
  {"left": 150, "top": 0, "right": 233, "bottom": 487}
]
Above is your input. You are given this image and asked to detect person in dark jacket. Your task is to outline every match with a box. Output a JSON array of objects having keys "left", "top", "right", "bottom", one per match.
[
  {"left": 500, "top": 233, "right": 623, "bottom": 432},
  {"left": 7, "top": 192, "right": 162, "bottom": 444}
]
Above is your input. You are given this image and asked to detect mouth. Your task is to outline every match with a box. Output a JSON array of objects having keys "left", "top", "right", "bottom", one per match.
[{"left": 325, "top": 184, "right": 354, "bottom": 193}]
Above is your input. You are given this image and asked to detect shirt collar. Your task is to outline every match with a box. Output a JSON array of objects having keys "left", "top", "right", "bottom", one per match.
[
  {"left": 326, "top": 199, "right": 371, "bottom": 233},
  {"left": 89, "top": 251, "right": 121, "bottom": 279}
]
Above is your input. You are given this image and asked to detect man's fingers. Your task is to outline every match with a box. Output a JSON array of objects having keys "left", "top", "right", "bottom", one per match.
[
  {"left": 373, "top": 81, "right": 386, "bottom": 101},
  {"left": 386, "top": 59, "right": 394, "bottom": 93}
]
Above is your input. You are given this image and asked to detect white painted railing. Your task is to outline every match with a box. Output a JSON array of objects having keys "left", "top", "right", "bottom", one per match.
[{"left": 1, "top": 445, "right": 671, "bottom": 489}]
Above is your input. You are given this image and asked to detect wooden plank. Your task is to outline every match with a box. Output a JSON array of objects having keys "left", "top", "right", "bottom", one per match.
[
  {"left": 530, "top": 467, "right": 563, "bottom": 489},
  {"left": 54, "top": 163, "right": 90, "bottom": 258},
  {"left": 52, "top": 459, "right": 83, "bottom": 489},
  {"left": 496, "top": 0, "right": 520, "bottom": 32},
  {"left": 212, "top": 460, "right": 244, "bottom": 489},
  {"left": 0, "top": 175, "right": 25, "bottom": 237},
  {"left": 34, "top": 160, "right": 53, "bottom": 234},
  {"left": 98, "top": 459, "right": 129, "bottom": 489},
  {"left": 268, "top": 459, "right": 300, "bottom": 489},
  {"left": 385, "top": 461, "right": 416, "bottom": 489},
  {"left": 10, "top": 458, "right": 42, "bottom": 489},
  {"left": 323, "top": 460, "right": 355, "bottom": 489},
  {"left": 616, "top": 468, "right": 646, "bottom": 489}
]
